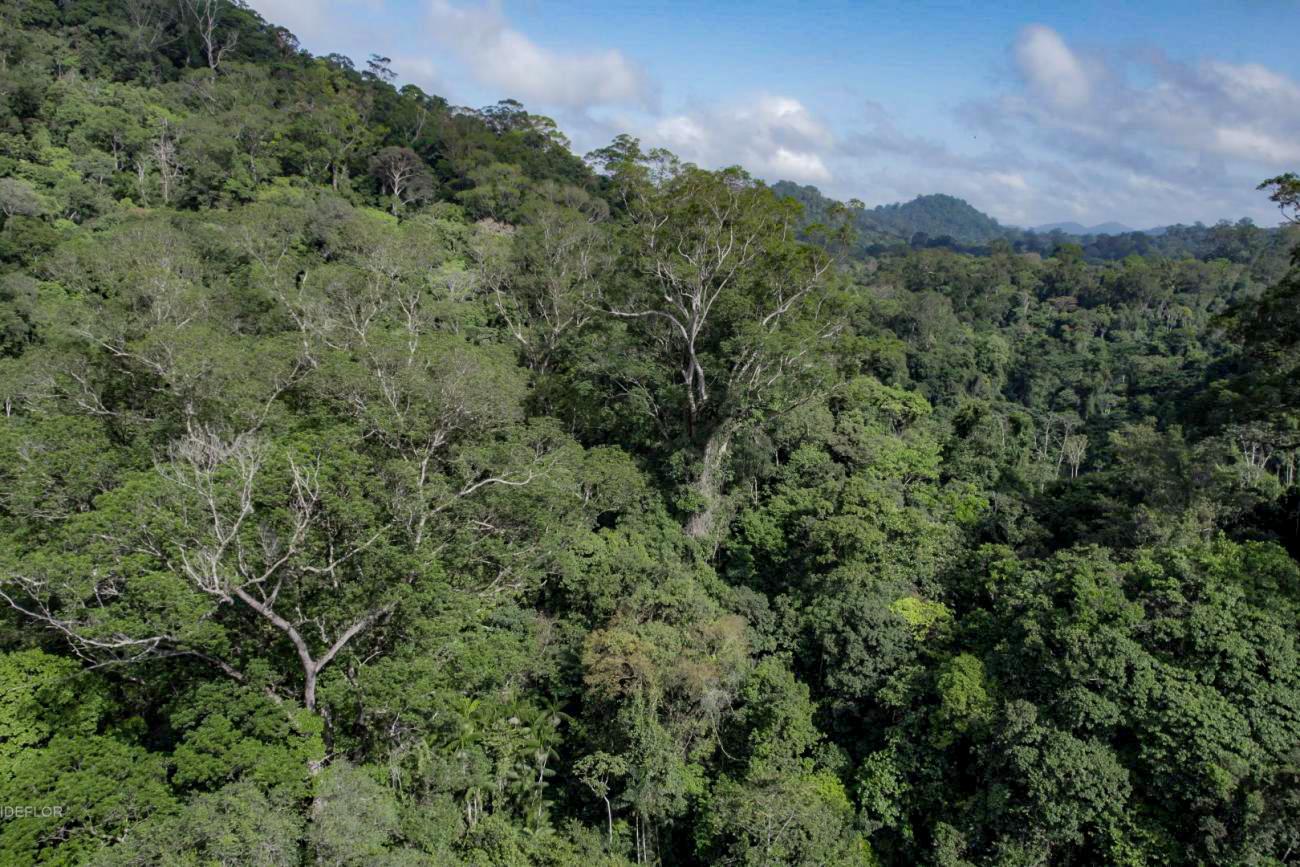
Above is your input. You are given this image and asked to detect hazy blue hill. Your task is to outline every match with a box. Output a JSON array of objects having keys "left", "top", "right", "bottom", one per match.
[
  {"left": 772, "top": 182, "right": 1009, "bottom": 246},
  {"left": 1033, "top": 220, "right": 1135, "bottom": 235},
  {"left": 769, "top": 180, "right": 905, "bottom": 245},
  {"left": 773, "top": 182, "right": 1292, "bottom": 265},
  {"left": 870, "top": 193, "right": 1009, "bottom": 243},
  {"left": 1032, "top": 221, "right": 1089, "bottom": 234}
]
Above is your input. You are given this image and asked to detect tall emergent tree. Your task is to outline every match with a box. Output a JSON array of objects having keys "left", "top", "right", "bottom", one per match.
[{"left": 589, "top": 136, "right": 846, "bottom": 538}]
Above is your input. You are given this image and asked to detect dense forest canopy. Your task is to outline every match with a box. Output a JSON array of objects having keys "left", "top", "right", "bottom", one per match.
[{"left": 2, "top": 1, "right": 1300, "bottom": 865}]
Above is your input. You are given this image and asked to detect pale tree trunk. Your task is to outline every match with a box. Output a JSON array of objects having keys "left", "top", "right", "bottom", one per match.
[
  {"left": 604, "top": 795, "right": 614, "bottom": 848},
  {"left": 684, "top": 422, "right": 735, "bottom": 540}
]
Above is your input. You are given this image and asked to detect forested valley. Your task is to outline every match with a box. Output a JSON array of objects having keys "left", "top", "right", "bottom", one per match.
[{"left": 3, "top": 2, "right": 1300, "bottom": 865}]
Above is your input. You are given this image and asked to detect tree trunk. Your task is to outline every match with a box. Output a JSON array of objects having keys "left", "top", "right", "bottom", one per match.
[
  {"left": 604, "top": 795, "right": 613, "bottom": 848},
  {"left": 303, "top": 665, "right": 318, "bottom": 712},
  {"left": 684, "top": 422, "right": 734, "bottom": 540}
]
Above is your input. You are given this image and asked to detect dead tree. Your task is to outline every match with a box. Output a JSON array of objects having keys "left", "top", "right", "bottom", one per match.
[{"left": 179, "top": 0, "right": 239, "bottom": 72}]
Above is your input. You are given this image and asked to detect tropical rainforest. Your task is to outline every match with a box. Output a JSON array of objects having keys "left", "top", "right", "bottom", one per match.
[{"left": 2, "top": 2, "right": 1300, "bottom": 865}]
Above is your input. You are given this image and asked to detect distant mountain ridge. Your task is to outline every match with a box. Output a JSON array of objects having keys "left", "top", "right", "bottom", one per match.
[
  {"left": 871, "top": 193, "right": 1009, "bottom": 244},
  {"left": 771, "top": 182, "right": 1009, "bottom": 246},
  {"left": 771, "top": 181, "right": 1286, "bottom": 263},
  {"left": 773, "top": 181, "right": 1183, "bottom": 244},
  {"left": 1032, "top": 221, "right": 1135, "bottom": 236}
]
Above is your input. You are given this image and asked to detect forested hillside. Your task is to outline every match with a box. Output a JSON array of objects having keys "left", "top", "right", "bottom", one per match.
[
  {"left": 772, "top": 182, "right": 1010, "bottom": 248},
  {"left": 3, "top": 2, "right": 1300, "bottom": 865},
  {"left": 774, "top": 180, "right": 1295, "bottom": 266}
]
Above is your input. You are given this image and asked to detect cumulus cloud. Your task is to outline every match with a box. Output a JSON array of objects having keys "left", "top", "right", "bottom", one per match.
[
  {"left": 426, "top": 1, "right": 655, "bottom": 110},
  {"left": 1001, "top": 30, "right": 1300, "bottom": 172},
  {"left": 648, "top": 95, "right": 835, "bottom": 183},
  {"left": 1015, "top": 25, "right": 1091, "bottom": 109},
  {"left": 1213, "top": 127, "right": 1300, "bottom": 164},
  {"left": 635, "top": 26, "right": 1298, "bottom": 229},
  {"left": 946, "top": 24, "right": 1300, "bottom": 225}
]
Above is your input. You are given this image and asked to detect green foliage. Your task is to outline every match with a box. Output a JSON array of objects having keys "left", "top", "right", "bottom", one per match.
[
  {"left": 0, "top": 3, "right": 1298, "bottom": 865},
  {"left": 931, "top": 653, "right": 992, "bottom": 747},
  {"left": 0, "top": 650, "right": 105, "bottom": 770},
  {"left": 0, "top": 735, "right": 176, "bottom": 865},
  {"left": 169, "top": 682, "right": 323, "bottom": 800},
  {"left": 96, "top": 781, "right": 304, "bottom": 867},
  {"left": 309, "top": 762, "right": 407, "bottom": 865}
]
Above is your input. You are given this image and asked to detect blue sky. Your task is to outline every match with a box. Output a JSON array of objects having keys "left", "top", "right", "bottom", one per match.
[{"left": 246, "top": 0, "right": 1300, "bottom": 228}]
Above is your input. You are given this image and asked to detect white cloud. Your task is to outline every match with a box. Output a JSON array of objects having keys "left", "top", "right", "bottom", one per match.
[
  {"left": 649, "top": 95, "right": 834, "bottom": 183},
  {"left": 990, "top": 171, "right": 1030, "bottom": 192},
  {"left": 1001, "top": 28, "right": 1300, "bottom": 174},
  {"left": 1207, "top": 61, "right": 1300, "bottom": 103},
  {"left": 653, "top": 115, "right": 708, "bottom": 150},
  {"left": 426, "top": 1, "right": 654, "bottom": 110},
  {"left": 1014, "top": 25, "right": 1091, "bottom": 109},
  {"left": 946, "top": 25, "right": 1300, "bottom": 225},
  {"left": 769, "top": 148, "right": 831, "bottom": 182},
  {"left": 1212, "top": 127, "right": 1300, "bottom": 164}
]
